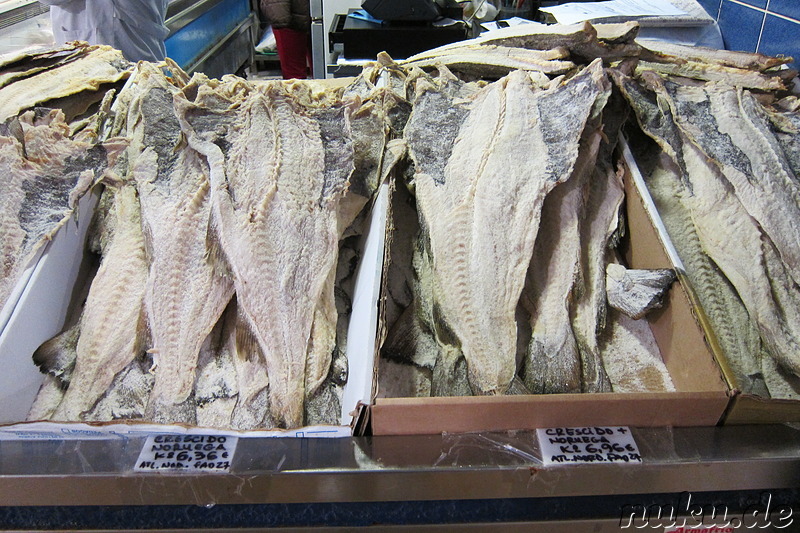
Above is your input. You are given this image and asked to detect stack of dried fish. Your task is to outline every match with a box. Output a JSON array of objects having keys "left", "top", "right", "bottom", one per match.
[
  {"left": 27, "top": 62, "right": 397, "bottom": 429},
  {"left": 381, "top": 22, "right": 798, "bottom": 400},
  {"left": 380, "top": 54, "right": 675, "bottom": 398},
  {"left": 617, "top": 62, "right": 800, "bottom": 399},
  {"left": 0, "top": 42, "right": 131, "bottom": 317}
]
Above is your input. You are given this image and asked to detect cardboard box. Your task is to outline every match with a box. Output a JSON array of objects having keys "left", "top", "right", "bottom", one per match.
[
  {"left": 0, "top": 179, "right": 389, "bottom": 438},
  {"left": 366, "top": 142, "right": 731, "bottom": 436},
  {"left": 618, "top": 145, "right": 800, "bottom": 426}
]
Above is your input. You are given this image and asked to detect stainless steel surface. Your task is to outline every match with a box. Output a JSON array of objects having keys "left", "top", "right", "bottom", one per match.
[
  {"left": 310, "top": 20, "right": 325, "bottom": 79},
  {"left": 0, "top": 425, "right": 798, "bottom": 506},
  {"left": 166, "top": 0, "right": 228, "bottom": 36},
  {"left": 0, "top": 0, "right": 46, "bottom": 30}
]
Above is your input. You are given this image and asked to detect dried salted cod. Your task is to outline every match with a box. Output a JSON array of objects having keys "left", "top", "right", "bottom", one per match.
[
  {"left": 126, "top": 65, "right": 235, "bottom": 424},
  {"left": 0, "top": 44, "right": 131, "bottom": 122},
  {"left": 569, "top": 143, "right": 622, "bottom": 393},
  {"left": 680, "top": 138, "right": 800, "bottom": 376},
  {"left": 606, "top": 263, "right": 676, "bottom": 320},
  {"left": 53, "top": 183, "right": 149, "bottom": 420},
  {"left": 635, "top": 61, "right": 792, "bottom": 92},
  {"left": 620, "top": 72, "right": 800, "bottom": 379},
  {"left": 619, "top": 77, "right": 769, "bottom": 396},
  {"left": 521, "top": 129, "right": 603, "bottom": 394},
  {"left": 652, "top": 77, "right": 800, "bottom": 288},
  {"left": 401, "top": 45, "right": 576, "bottom": 78},
  {"left": 638, "top": 40, "right": 791, "bottom": 72},
  {"left": 406, "top": 61, "right": 610, "bottom": 395},
  {"left": 406, "top": 22, "right": 642, "bottom": 64},
  {"left": 177, "top": 80, "right": 353, "bottom": 428},
  {"left": 600, "top": 309, "right": 674, "bottom": 393},
  {"left": 0, "top": 108, "right": 123, "bottom": 312}
]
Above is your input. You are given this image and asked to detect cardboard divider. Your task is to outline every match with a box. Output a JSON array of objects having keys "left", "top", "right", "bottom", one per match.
[
  {"left": 367, "top": 146, "right": 731, "bottom": 436},
  {"left": 620, "top": 139, "right": 800, "bottom": 425}
]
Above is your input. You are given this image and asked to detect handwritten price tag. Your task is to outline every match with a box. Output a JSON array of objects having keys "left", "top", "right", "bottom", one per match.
[
  {"left": 536, "top": 426, "right": 641, "bottom": 466},
  {"left": 134, "top": 434, "right": 238, "bottom": 473}
]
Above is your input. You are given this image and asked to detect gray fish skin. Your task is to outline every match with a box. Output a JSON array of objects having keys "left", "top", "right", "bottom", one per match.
[
  {"left": 625, "top": 91, "right": 769, "bottom": 397},
  {"left": 1, "top": 109, "right": 120, "bottom": 312},
  {"left": 605, "top": 264, "right": 676, "bottom": 320},
  {"left": 124, "top": 65, "right": 235, "bottom": 423},
  {"left": 31, "top": 321, "right": 80, "bottom": 387},
  {"left": 406, "top": 61, "right": 610, "bottom": 395}
]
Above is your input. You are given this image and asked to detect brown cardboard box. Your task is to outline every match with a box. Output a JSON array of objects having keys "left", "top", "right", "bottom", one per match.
[
  {"left": 620, "top": 141, "right": 800, "bottom": 425},
  {"left": 367, "top": 145, "right": 730, "bottom": 436}
]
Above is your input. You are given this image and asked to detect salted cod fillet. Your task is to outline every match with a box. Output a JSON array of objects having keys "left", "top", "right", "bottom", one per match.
[
  {"left": 615, "top": 73, "right": 770, "bottom": 395},
  {"left": 53, "top": 184, "right": 149, "bottom": 419},
  {"left": 653, "top": 78, "right": 800, "bottom": 288},
  {"left": 405, "top": 60, "right": 610, "bottom": 395},
  {"left": 0, "top": 44, "right": 131, "bottom": 122},
  {"left": 0, "top": 109, "right": 121, "bottom": 313},
  {"left": 125, "top": 66, "right": 235, "bottom": 424},
  {"left": 600, "top": 309, "right": 674, "bottom": 393},
  {"left": 521, "top": 129, "right": 603, "bottom": 394},
  {"left": 679, "top": 137, "right": 800, "bottom": 376},
  {"left": 177, "top": 80, "right": 353, "bottom": 428}
]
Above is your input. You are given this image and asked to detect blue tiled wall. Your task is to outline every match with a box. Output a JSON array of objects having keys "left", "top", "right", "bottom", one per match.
[{"left": 697, "top": 0, "right": 799, "bottom": 67}]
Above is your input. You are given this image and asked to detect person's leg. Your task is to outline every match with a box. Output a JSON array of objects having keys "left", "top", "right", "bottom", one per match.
[{"left": 273, "top": 27, "right": 309, "bottom": 79}]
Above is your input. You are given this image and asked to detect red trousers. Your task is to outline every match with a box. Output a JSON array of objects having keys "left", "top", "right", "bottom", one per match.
[{"left": 273, "top": 27, "right": 311, "bottom": 80}]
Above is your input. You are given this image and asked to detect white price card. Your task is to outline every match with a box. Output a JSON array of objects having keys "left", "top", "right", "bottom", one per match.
[
  {"left": 536, "top": 426, "right": 641, "bottom": 465},
  {"left": 134, "top": 434, "right": 238, "bottom": 473}
]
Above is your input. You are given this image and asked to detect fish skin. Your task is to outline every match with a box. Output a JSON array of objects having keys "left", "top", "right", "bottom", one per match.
[
  {"left": 654, "top": 79, "right": 800, "bottom": 288},
  {"left": 407, "top": 61, "right": 609, "bottom": 395},
  {"left": 31, "top": 321, "right": 80, "bottom": 387},
  {"left": 177, "top": 81, "right": 352, "bottom": 428},
  {"left": 0, "top": 44, "right": 131, "bottom": 122},
  {"left": 53, "top": 184, "right": 149, "bottom": 420},
  {"left": 125, "top": 66, "right": 235, "bottom": 423},
  {"left": 1, "top": 108, "right": 121, "bottom": 314}
]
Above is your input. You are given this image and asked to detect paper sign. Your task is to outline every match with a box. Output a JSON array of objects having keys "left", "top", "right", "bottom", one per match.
[
  {"left": 536, "top": 426, "right": 641, "bottom": 465},
  {"left": 134, "top": 434, "right": 238, "bottom": 473},
  {"left": 540, "top": 0, "right": 686, "bottom": 25}
]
